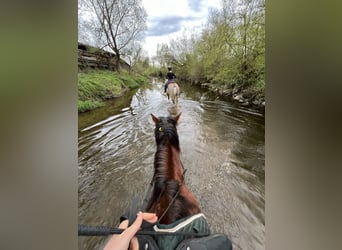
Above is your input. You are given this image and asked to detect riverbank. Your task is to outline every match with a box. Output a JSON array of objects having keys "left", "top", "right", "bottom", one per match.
[
  {"left": 78, "top": 70, "right": 149, "bottom": 112},
  {"left": 198, "top": 82, "right": 265, "bottom": 112}
]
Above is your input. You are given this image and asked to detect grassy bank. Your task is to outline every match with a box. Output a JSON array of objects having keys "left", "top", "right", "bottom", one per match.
[{"left": 78, "top": 70, "right": 149, "bottom": 112}]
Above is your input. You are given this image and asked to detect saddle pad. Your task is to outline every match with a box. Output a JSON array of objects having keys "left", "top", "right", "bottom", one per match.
[
  {"left": 153, "top": 213, "right": 210, "bottom": 250},
  {"left": 176, "top": 234, "right": 233, "bottom": 250}
]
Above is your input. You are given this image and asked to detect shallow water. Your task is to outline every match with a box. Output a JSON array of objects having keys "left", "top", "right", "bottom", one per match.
[{"left": 78, "top": 80, "right": 265, "bottom": 249}]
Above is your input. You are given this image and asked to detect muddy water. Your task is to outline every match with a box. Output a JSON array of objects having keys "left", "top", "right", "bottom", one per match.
[{"left": 78, "top": 80, "right": 265, "bottom": 249}]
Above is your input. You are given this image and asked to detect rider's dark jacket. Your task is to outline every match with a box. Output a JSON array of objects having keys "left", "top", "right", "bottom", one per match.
[{"left": 166, "top": 71, "right": 176, "bottom": 81}]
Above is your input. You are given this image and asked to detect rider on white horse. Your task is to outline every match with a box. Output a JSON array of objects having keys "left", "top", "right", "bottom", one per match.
[{"left": 164, "top": 67, "right": 176, "bottom": 94}]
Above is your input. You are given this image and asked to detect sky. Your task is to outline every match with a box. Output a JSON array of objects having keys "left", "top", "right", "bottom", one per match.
[{"left": 141, "top": 0, "right": 221, "bottom": 57}]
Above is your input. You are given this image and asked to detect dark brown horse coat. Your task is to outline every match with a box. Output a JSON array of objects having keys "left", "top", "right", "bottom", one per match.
[{"left": 145, "top": 113, "right": 201, "bottom": 224}]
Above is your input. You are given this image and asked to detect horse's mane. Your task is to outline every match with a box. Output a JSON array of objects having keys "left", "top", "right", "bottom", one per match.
[
  {"left": 146, "top": 114, "right": 201, "bottom": 223},
  {"left": 150, "top": 116, "right": 181, "bottom": 208},
  {"left": 153, "top": 116, "right": 180, "bottom": 176}
]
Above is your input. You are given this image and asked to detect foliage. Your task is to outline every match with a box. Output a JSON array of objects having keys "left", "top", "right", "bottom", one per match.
[
  {"left": 78, "top": 70, "right": 148, "bottom": 112},
  {"left": 78, "top": 71, "right": 123, "bottom": 100},
  {"left": 152, "top": 0, "right": 265, "bottom": 101},
  {"left": 78, "top": 100, "right": 104, "bottom": 113}
]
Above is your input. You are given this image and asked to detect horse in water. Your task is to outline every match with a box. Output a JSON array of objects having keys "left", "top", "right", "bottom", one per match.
[
  {"left": 79, "top": 113, "right": 232, "bottom": 250},
  {"left": 145, "top": 113, "right": 201, "bottom": 224},
  {"left": 166, "top": 82, "right": 180, "bottom": 105}
]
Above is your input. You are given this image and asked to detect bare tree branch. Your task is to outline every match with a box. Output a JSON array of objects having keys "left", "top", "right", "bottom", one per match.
[{"left": 79, "top": 0, "right": 147, "bottom": 71}]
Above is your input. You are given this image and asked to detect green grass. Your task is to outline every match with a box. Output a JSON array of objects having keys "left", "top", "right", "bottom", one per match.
[
  {"left": 78, "top": 70, "right": 149, "bottom": 112},
  {"left": 78, "top": 100, "right": 104, "bottom": 113}
]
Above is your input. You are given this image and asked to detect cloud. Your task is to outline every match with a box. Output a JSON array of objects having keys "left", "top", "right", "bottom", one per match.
[
  {"left": 187, "top": 0, "right": 205, "bottom": 12},
  {"left": 146, "top": 15, "right": 199, "bottom": 37}
]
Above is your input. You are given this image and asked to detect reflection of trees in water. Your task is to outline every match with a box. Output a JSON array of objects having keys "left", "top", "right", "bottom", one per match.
[
  {"left": 228, "top": 111, "right": 265, "bottom": 180},
  {"left": 199, "top": 101, "right": 264, "bottom": 171},
  {"left": 78, "top": 89, "right": 136, "bottom": 131}
]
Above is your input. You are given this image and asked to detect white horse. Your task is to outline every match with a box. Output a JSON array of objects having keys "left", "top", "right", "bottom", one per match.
[{"left": 166, "top": 82, "right": 180, "bottom": 105}]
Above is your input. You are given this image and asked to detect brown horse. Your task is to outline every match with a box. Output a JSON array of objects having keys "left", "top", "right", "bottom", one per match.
[
  {"left": 166, "top": 82, "right": 180, "bottom": 105},
  {"left": 145, "top": 113, "right": 201, "bottom": 224}
]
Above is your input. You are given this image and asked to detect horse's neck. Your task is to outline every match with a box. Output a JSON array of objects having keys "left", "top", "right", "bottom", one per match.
[
  {"left": 168, "top": 145, "right": 183, "bottom": 179},
  {"left": 155, "top": 143, "right": 183, "bottom": 180},
  {"left": 149, "top": 142, "right": 201, "bottom": 223}
]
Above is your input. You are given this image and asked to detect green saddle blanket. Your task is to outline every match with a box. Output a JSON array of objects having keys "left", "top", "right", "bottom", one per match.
[{"left": 153, "top": 213, "right": 210, "bottom": 250}]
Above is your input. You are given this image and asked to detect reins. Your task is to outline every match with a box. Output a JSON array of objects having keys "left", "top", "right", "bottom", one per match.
[
  {"left": 78, "top": 167, "right": 193, "bottom": 237},
  {"left": 78, "top": 115, "right": 204, "bottom": 238},
  {"left": 157, "top": 168, "right": 187, "bottom": 223},
  {"left": 78, "top": 224, "right": 209, "bottom": 237}
]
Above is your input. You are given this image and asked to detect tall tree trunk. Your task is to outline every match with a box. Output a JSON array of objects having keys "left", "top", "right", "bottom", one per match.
[
  {"left": 115, "top": 54, "right": 120, "bottom": 72},
  {"left": 113, "top": 47, "right": 121, "bottom": 72}
]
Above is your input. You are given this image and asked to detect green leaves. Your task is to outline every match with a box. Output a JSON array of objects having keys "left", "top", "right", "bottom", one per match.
[{"left": 151, "top": 0, "right": 265, "bottom": 102}]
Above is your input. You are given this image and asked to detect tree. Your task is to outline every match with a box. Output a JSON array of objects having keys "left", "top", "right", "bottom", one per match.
[
  {"left": 220, "top": 0, "right": 265, "bottom": 87},
  {"left": 125, "top": 43, "right": 150, "bottom": 74},
  {"left": 155, "top": 43, "right": 174, "bottom": 68},
  {"left": 80, "top": 0, "right": 147, "bottom": 71}
]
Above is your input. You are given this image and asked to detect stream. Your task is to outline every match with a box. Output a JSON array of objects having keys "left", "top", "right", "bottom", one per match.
[{"left": 78, "top": 80, "right": 265, "bottom": 249}]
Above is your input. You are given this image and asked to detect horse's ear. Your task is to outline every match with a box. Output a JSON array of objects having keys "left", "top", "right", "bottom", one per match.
[
  {"left": 151, "top": 114, "right": 159, "bottom": 124},
  {"left": 174, "top": 112, "right": 181, "bottom": 124}
]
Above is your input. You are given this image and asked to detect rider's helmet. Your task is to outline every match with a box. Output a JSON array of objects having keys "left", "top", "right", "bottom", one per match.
[{"left": 168, "top": 66, "right": 172, "bottom": 71}]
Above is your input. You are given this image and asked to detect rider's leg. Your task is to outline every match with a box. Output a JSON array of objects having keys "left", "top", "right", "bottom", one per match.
[{"left": 164, "top": 82, "right": 168, "bottom": 93}]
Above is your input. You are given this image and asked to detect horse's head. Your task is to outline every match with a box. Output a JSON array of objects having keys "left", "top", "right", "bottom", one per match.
[{"left": 151, "top": 113, "right": 181, "bottom": 148}]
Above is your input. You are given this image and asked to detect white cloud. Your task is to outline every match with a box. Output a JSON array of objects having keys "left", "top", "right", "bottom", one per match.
[
  {"left": 142, "top": 0, "right": 221, "bottom": 57},
  {"left": 208, "top": 0, "right": 221, "bottom": 9},
  {"left": 143, "top": 0, "right": 193, "bottom": 18}
]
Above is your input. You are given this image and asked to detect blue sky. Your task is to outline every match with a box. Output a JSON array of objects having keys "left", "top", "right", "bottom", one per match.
[{"left": 142, "top": 0, "right": 221, "bottom": 57}]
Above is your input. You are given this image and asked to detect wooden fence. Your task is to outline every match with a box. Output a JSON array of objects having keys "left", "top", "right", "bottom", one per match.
[{"left": 78, "top": 43, "right": 130, "bottom": 71}]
